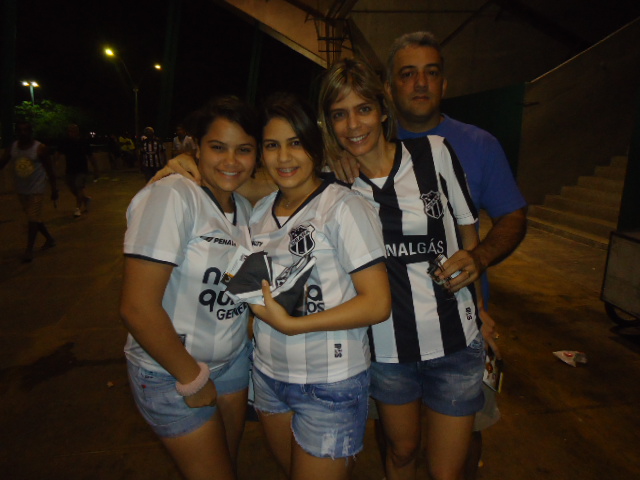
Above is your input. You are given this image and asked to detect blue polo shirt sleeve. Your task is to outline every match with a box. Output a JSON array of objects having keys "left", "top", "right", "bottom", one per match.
[{"left": 476, "top": 134, "right": 527, "bottom": 219}]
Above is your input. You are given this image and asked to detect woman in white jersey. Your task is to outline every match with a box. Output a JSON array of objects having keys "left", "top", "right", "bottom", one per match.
[
  {"left": 120, "top": 96, "right": 259, "bottom": 480},
  {"left": 249, "top": 92, "right": 391, "bottom": 480},
  {"left": 318, "top": 59, "right": 486, "bottom": 480}
]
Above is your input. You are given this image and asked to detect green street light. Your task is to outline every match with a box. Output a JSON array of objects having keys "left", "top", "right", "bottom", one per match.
[{"left": 21, "top": 81, "right": 39, "bottom": 104}]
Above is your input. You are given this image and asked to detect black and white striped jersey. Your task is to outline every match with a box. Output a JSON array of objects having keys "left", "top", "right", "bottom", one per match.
[
  {"left": 352, "top": 135, "right": 481, "bottom": 363},
  {"left": 140, "top": 136, "right": 166, "bottom": 168}
]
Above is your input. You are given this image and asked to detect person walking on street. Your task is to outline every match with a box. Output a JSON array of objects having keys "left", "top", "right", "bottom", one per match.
[
  {"left": 57, "top": 124, "right": 98, "bottom": 218},
  {"left": 0, "top": 121, "right": 58, "bottom": 262}
]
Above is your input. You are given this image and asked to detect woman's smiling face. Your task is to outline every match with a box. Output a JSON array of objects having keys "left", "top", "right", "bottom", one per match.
[
  {"left": 328, "top": 88, "right": 386, "bottom": 160},
  {"left": 261, "top": 117, "right": 317, "bottom": 193},
  {"left": 197, "top": 117, "right": 257, "bottom": 199}
]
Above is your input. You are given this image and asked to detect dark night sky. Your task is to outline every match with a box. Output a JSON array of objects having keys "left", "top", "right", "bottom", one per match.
[{"left": 13, "top": 0, "right": 324, "bottom": 136}]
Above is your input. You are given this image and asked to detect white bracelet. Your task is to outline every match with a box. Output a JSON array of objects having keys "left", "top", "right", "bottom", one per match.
[{"left": 175, "top": 362, "right": 210, "bottom": 397}]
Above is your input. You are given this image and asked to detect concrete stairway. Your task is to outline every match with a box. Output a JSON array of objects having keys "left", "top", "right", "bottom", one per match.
[{"left": 527, "top": 156, "right": 627, "bottom": 249}]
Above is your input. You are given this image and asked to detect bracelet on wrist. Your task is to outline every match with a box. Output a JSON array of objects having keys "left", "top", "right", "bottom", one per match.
[{"left": 175, "top": 362, "right": 210, "bottom": 397}]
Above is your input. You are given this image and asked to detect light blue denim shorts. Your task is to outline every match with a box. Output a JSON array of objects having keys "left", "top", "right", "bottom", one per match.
[
  {"left": 127, "top": 341, "right": 252, "bottom": 438},
  {"left": 370, "top": 333, "right": 485, "bottom": 416},
  {"left": 252, "top": 367, "right": 370, "bottom": 459}
]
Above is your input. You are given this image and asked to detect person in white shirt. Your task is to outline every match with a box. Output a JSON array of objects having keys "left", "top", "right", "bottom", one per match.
[
  {"left": 120, "top": 96, "right": 260, "bottom": 480},
  {"left": 0, "top": 121, "right": 58, "bottom": 262},
  {"left": 249, "top": 92, "right": 391, "bottom": 480},
  {"left": 173, "top": 124, "right": 196, "bottom": 158}
]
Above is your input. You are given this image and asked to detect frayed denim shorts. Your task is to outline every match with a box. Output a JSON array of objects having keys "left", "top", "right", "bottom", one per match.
[
  {"left": 127, "top": 341, "right": 252, "bottom": 438},
  {"left": 252, "top": 367, "right": 370, "bottom": 459},
  {"left": 370, "top": 333, "right": 485, "bottom": 417}
]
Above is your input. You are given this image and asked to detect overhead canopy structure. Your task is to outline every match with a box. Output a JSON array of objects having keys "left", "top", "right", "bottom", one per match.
[{"left": 213, "top": 0, "right": 640, "bottom": 96}]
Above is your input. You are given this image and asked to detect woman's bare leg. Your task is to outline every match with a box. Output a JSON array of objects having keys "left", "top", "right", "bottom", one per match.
[
  {"left": 161, "top": 410, "right": 235, "bottom": 480},
  {"left": 290, "top": 439, "right": 354, "bottom": 480},
  {"left": 376, "top": 399, "right": 422, "bottom": 480},
  {"left": 423, "top": 406, "right": 475, "bottom": 480},
  {"left": 216, "top": 388, "right": 249, "bottom": 470},
  {"left": 258, "top": 410, "right": 294, "bottom": 477}
]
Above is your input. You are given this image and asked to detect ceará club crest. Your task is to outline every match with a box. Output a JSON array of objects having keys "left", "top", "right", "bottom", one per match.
[{"left": 289, "top": 224, "right": 316, "bottom": 257}]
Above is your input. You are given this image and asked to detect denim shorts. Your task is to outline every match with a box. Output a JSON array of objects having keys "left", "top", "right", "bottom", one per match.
[
  {"left": 252, "top": 367, "right": 370, "bottom": 459},
  {"left": 370, "top": 333, "right": 485, "bottom": 416},
  {"left": 127, "top": 341, "right": 252, "bottom": 438}
]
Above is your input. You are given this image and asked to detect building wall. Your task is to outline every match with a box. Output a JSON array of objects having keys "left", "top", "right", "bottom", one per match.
[{"left": 517, "top": 18, "right": 640, "bottom": 204}]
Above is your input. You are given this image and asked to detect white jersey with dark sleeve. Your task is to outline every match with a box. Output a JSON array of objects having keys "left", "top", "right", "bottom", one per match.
[
  {"left": 123, "top": 175, "right": 253, "bottom": 372},
  {"left": 351, "top": 135, "right": 480, "bottom": 363},
  {"left": 250, "top": 180, "right": 386, "bottom": 384}
]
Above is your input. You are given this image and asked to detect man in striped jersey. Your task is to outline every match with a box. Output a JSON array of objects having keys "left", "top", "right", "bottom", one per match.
[{"left": 139, "top": 126, "right": 167, "bottom": 182}]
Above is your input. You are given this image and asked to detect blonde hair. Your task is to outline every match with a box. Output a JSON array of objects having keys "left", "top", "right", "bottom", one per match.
[{"left": 318, "top": 58, "right": 396, "bottom": 161}]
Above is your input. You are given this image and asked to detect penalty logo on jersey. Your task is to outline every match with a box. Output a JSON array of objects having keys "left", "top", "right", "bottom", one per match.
[
  {"left": 288, "top": 224, "right": 316, "bottom": 257},
  {"left": 421, "top": 191, "right": 444, "bottom": 219}
]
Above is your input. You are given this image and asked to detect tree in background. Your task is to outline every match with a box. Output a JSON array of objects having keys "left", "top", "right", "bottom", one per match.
[{"left": 14, "top": 100, "right": 95, "bottom": 142}]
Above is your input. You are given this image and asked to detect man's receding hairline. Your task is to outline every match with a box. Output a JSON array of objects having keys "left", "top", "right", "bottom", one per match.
[{"left": 390, "top": 45, "right": 444, "bottom": 75}]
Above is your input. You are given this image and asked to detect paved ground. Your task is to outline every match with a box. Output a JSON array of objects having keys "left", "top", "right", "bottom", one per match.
[{"left": 1, "top": 168, "right": 639, "bottom": 479}]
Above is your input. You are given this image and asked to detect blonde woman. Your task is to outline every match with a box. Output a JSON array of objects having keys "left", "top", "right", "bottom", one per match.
[{"left": 318, "top": 59, "right": 486, "bottom": 480}]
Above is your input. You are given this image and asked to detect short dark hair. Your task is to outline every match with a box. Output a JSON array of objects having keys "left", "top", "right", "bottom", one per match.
[
  {"left": 386, "top": 31, "right": 444, "bottom": 82},
  {"left": 189, "top": 95, "right": 261, "bottom": 147},
  {"left": 261, "top": 92, "right": 325, "bottom": 173}
]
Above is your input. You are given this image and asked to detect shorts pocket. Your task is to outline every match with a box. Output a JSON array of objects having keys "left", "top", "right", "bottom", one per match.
[
  {"left": 136, "top": 368, "right": 177, "bottom": 399},
  {"left": 309, "top": 373, "right": 367, "bottom": 410},
  {"left": 133, "top": 368, "right": 191, "bottom": 426},
  {"left": 467, "top": 333, "right": 485, "bottom": 356}
]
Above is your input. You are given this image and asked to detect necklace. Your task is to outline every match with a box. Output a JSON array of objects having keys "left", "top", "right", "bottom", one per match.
[
  {"left": 281, "top": 183, "right": 320, "bottom": 209},
  {"left": 283, "top": 195, "right": 304, "bottom": 209}
]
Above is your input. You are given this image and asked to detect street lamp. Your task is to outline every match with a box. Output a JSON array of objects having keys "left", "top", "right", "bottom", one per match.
[
  {"left": 104, "top": 47, "right": 140, "bottom": 139},
  {"left": 104, "top": 47, "right": 162, "bottom": 138},
  {"left": 104, "top": 48, "right": 162, "bottom": 140},
  {"left": 21, "top": 81, "right": 39, "bottom": 104}
]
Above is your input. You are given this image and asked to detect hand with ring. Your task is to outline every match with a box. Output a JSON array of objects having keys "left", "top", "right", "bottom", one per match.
[{"left": 439, "top": 249, "right": 483, "bottom": 292}]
